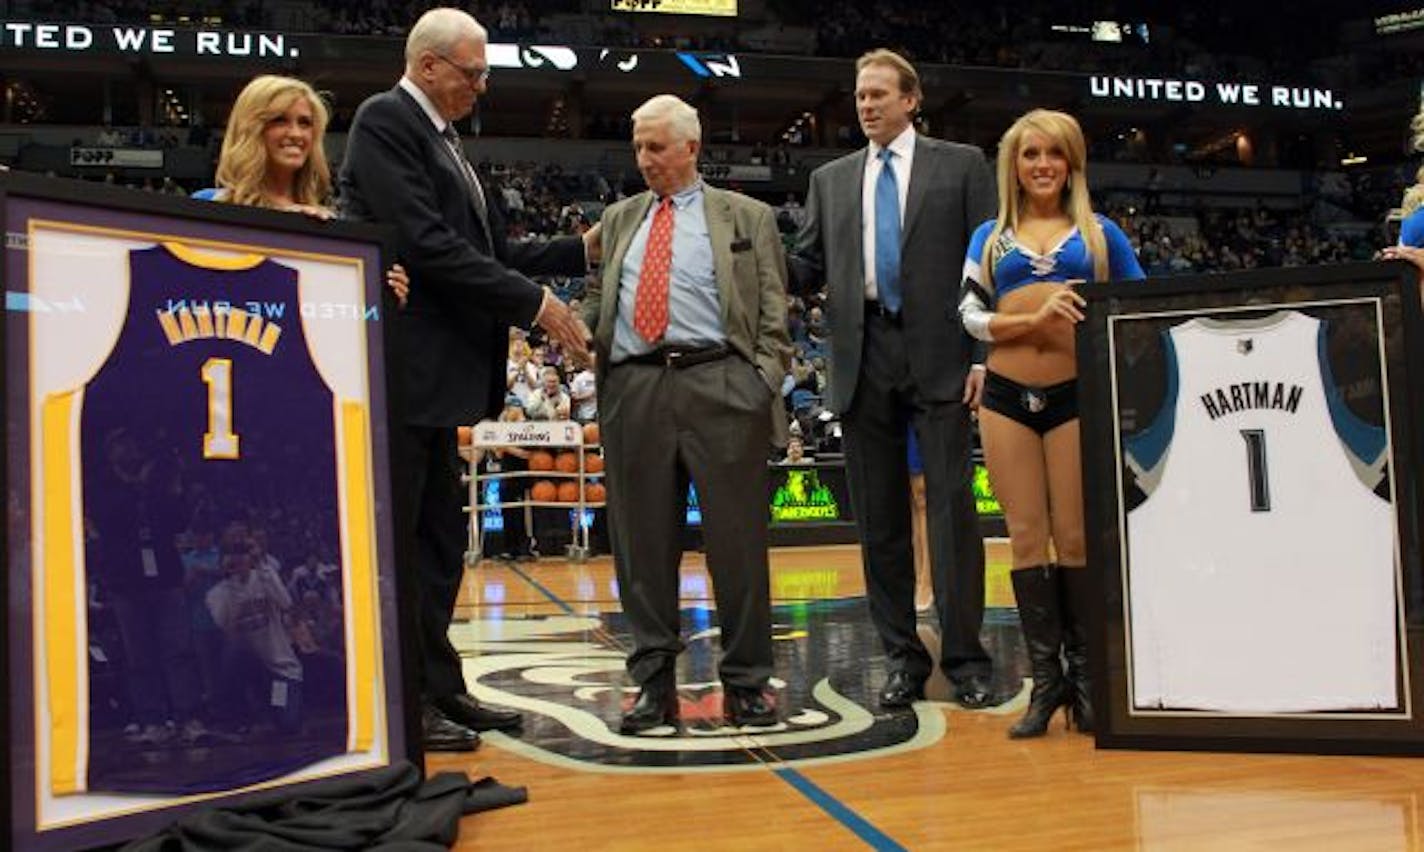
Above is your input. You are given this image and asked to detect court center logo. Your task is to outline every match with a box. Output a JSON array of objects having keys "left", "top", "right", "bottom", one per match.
[{"left": 450, "top": 606, "right": 947, "bottom": 772}]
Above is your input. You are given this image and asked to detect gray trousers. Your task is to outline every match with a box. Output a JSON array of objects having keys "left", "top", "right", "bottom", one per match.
[{"left": 601, "top": 354, "right": 774, "bottom": 690}]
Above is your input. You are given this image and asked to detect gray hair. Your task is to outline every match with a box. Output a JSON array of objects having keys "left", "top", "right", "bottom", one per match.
[
  {"left": 405, "top": 8, "right": 487, "bottom": 66},
  {"left": 631, "top": 95, "right": 701, "bottom": 143}
]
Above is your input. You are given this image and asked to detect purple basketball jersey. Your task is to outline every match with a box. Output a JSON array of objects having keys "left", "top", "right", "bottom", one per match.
[{"left": 79, "top": 244, "right": 347, "bottom": 795}]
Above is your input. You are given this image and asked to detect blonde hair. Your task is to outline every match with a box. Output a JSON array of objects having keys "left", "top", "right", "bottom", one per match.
[
  {"left": 1401, "top": 111, "right": 1424, "bottom": 216},
  {"left": 214, "top": 75, "right": 331, "bottom": 209},
  {"left": 981, "top": 109, "right": 1107, "bottom": 285},
  {"left": 1403, "top": 182, "right": 1424, "bottom": 217}
]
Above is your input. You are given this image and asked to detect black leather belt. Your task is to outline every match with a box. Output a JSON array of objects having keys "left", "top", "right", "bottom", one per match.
[
  {"left": 619, "top": 344, "right": 731, "bottom": 369},
  {"left": 865, "top": 300, "right": 901, "bottom": 322}
]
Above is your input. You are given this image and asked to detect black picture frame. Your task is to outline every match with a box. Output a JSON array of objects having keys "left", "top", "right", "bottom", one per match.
[
  {"left": 0, "top": 172, "right": 421, "bottom": 850},
  {"left": 1078, "top": 261, "right": 1424, "bottom": 755}
]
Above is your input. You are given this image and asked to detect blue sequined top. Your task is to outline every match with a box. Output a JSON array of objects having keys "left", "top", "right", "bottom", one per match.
[{"left": 963, "top": 213, "right": 1143, "bottom": 304}]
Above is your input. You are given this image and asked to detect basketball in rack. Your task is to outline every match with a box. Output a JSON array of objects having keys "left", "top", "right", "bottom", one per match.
[{"left": 460, "top": 419, "right": 604, "bottom": 564}]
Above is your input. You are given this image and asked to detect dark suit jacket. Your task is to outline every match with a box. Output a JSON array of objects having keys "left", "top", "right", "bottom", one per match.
[
  {"left": 788, "top": 135, "right": 996, "bottom": 414},
  {"left": 339, "top": 85, "right": 586, "bottom": 427}
]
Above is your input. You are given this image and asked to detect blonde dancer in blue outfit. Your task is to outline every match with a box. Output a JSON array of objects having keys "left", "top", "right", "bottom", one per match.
[{"left": 958, "top": 109, "right": 1143, "bottom": 738}]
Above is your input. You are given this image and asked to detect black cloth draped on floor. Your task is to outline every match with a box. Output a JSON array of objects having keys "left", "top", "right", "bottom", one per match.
[{"left": 121, "top": 761, "right": 528, "bottom": 851}]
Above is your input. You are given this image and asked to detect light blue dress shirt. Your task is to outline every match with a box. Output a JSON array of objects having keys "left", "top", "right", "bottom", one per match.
[{"left": 611, "top": 181, "right": 726, "bottom": 362}]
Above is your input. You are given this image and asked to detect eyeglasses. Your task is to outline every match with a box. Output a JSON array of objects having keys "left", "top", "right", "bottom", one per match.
[{"left": 435, "top": 53, "right": 490, "bottom": 85}]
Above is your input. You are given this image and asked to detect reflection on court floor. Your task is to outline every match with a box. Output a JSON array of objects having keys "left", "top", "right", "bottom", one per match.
[
  {"left": 450, "top": 601, "right": 1027, "bottom": 771},
  {"left": 438, "top": 545, "right": 1424, "bottom": 850}
]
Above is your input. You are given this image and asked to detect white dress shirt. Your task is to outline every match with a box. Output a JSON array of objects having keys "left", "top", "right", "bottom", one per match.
[{"left": 861, "top": 125, "right": 916, "bottom": 301}]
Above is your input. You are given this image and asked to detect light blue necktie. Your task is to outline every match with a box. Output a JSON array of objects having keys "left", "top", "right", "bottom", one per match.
[{"left": 874, "top": 148, "right": 902, "bottom": 313}]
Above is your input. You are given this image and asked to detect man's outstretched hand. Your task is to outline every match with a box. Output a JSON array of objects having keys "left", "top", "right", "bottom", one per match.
[{"left": 536, "top": 290, "right": 591, "bottom": 362}]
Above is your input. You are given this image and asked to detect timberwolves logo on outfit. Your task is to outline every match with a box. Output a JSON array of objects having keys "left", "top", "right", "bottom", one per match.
[
  {"left": 78, "top": 244, "right": 347, "bottom": 794},
  {"left": 1124, "top": 310, "right": 1397, "bottom": 713}
]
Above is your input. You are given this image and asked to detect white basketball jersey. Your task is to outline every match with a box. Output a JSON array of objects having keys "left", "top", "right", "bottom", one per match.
[{"left": 1126, "top": 310, "right": 1397, "bottom": 712}]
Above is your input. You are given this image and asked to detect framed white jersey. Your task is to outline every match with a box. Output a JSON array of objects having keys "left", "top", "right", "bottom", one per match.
[
  {"left": 1124, "top": 310, "right": 1395, "bottom": 713},
  {"left": 1077, "top": 262, "right": 1424, "bottom": 756}
]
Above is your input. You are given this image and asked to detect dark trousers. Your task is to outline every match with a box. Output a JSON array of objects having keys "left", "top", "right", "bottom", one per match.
[
  {"left": 601, "top": 356, "right": 774, "bottom": 690},
  {"left": 112, "top": 586, "right": 201, "bottom": 725},
  {"left": 842, "top": 314, "right": 990, "bottom": 681},
  {"left": 393, "top": 424, "right": 469, "bottom": 700},
  {"left": 212, "top": 641, "right": 305, "bottom": 734}
]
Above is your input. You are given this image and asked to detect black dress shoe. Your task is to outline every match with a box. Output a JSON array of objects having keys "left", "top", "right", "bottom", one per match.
[
  {"left": 878, "top": 670, "right": 927, "bottom": 708},
  {"left": 953, "top": 673, "right": 995, "bottom": 709},
  {"left": 435, "top": 693, "right": 522, "bottom": 732},
  {"left": 422, "top": 705, "right": 480, "bottom": 752},
  {"left": 724, "top": 687, "right": 777, "bottom": 727},
  {"left": 620, "top": 682, "right": 678, "bottom": 734}
]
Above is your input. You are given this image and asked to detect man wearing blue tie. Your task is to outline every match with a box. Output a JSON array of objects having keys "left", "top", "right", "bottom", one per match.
[{"left": 788, "top": 49, "right": 1001, "bottom": 710}]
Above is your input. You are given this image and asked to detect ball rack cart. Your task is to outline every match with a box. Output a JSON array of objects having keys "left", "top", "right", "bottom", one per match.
[{"left": 460, "top": 419, "right": 604, "bottom": 564}]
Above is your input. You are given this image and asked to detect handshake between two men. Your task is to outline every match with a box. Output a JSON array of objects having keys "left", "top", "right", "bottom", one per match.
[{"left": 531, "top": 220, "right": 601, "bottom": 366}]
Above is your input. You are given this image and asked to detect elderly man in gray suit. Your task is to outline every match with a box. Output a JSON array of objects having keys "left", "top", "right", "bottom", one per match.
[
  {"left": 584, "top": 94, "right": 792, "bottom": 733},
  {"left": 789, "top": 49, "right": 1001, "bottom": 710}
]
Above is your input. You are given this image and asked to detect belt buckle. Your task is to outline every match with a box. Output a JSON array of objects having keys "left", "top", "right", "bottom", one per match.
[{"left": 664, "top": 349, "right": 684, "bottom": 367}]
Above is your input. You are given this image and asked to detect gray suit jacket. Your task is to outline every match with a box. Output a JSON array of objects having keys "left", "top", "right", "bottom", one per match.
[
  {"left": 788, "top": 135, "right": 996, "bottom": 414},
  {"left": 585, "top": 184, "right": 793, "bottom": 397}
]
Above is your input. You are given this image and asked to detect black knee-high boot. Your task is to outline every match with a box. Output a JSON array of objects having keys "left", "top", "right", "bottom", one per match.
[
  {"left": 1058, "top": 566, "right": 1094, "bottom": 734},
  {"left": 1009, "top": 566, "right": 1069, "bottom": 738}
]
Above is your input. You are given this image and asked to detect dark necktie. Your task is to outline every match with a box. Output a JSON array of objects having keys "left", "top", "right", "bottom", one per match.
[
  {"left": 634, "top": 197, "right": 674, "bottom": 343},
  {"left": 441, "top": 124, "right": 490, "bottom": 229},
  {"left": 874, "top": 147, "right": 902, "bottom": 313}
]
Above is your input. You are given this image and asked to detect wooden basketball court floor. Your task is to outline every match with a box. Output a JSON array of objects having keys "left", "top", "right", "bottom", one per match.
[{"left": 437, "top": 543, "right": 1424, "bottom": 850}]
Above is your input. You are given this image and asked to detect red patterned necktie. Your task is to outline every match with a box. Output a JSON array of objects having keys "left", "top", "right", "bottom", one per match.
[{"left": 633, "top": 197, "right": 674, "bottom": 343}]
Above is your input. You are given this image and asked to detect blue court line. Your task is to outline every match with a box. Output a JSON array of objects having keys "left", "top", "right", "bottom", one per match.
[
  {"left": 505, "top": 562, "right": 578, "bottom": 616},
  {"left": 504, "top": 561, "right": 907, "bottom": 851},
  {"left": 773, "top": 767, "right": 908, "bottom": 851}
]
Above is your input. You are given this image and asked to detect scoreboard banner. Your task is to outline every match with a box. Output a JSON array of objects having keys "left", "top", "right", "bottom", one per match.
[
  {"left": 0, "top": 172, "right": 416, "bottom": 850},
  {"left": 68, "top": 147, "right": 164, "bottom": 168},
  {"left": 1078, "top": 262, "right": 1424, "bottom": 755},
  {"left": 610, "top": 0, "right": 737, "bottom": 16}
]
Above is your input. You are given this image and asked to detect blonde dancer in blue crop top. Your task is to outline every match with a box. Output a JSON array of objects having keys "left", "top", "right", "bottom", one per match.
[{"left": 958, "top": 109, "right": 1143, "bottom": 739}]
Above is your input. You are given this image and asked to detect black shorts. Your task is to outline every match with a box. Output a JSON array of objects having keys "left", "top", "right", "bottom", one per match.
[{"left": 981, "top": 370, "right": 1077, "bottom": 435}]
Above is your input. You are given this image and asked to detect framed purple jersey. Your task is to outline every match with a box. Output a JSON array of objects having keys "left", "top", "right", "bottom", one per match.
[
  {"left": 3, "top": 173, "right": 410, "bottom": 852},
  {"left": 76, "top": 243, "right": 350, "bottom": 794}
]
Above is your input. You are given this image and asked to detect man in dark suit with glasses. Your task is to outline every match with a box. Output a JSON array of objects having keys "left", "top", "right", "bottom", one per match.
[{"left": 340, "top": 7, "right": 599, "bottom": 751}]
